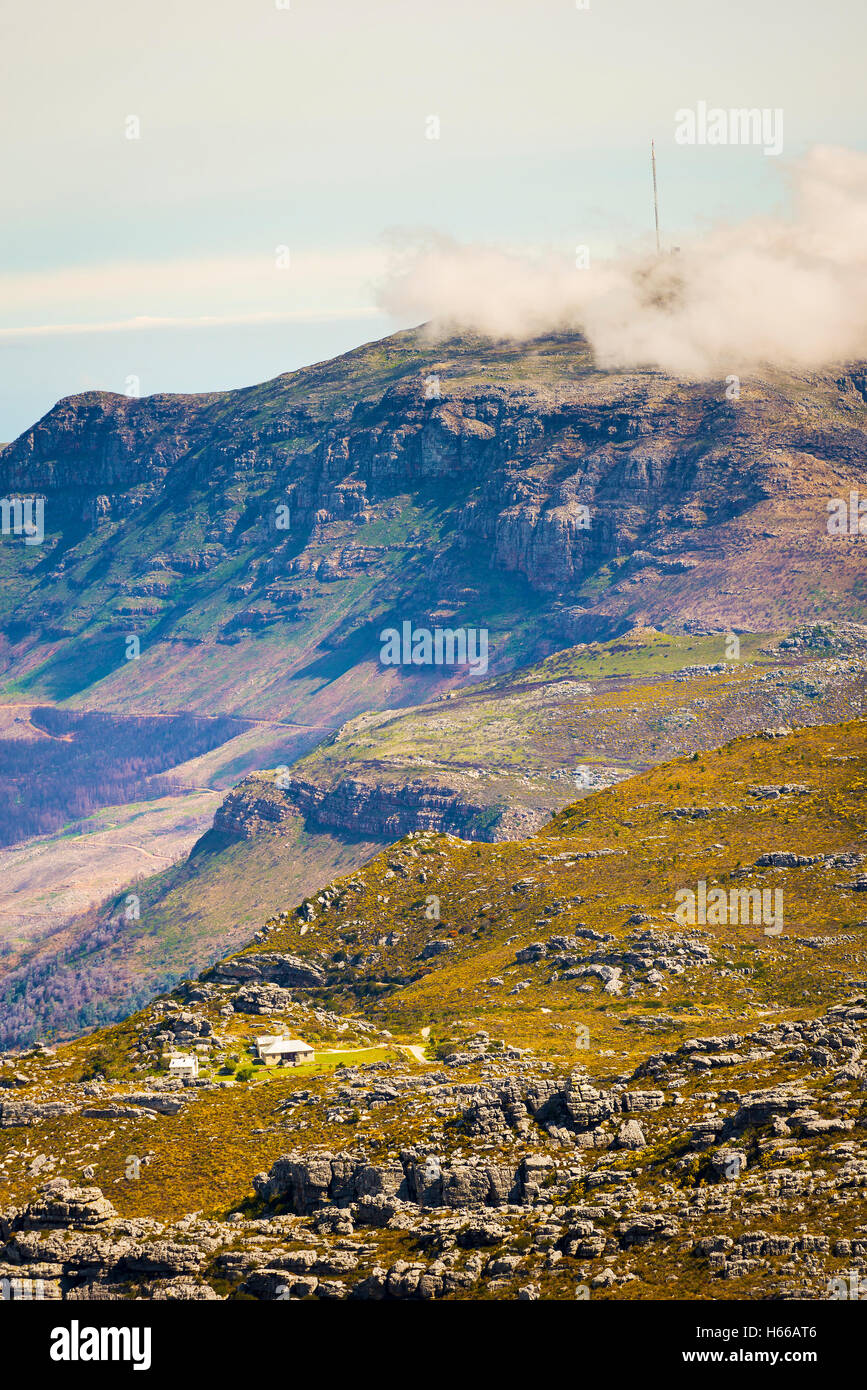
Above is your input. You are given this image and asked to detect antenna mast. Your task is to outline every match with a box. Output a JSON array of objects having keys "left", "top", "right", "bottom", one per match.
[{"left": 651, "top": 139, "right": 661, "bottom": 254}]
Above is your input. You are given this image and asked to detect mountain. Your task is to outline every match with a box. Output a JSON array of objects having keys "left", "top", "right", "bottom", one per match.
[
  {"left": 1, "top": 714, "right": 865, "bottom": 1302},
  {"left": 2, "top": 330, "right": 866, "bottom": 721},
  {"left": 2, "top": 326, "right": 865, "bottom": 1024},
  {"left": 2, "top": 331, "right": 867, "bottom": 1305}
]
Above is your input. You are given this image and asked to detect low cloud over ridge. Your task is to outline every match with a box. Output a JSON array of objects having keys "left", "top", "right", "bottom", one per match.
[{"left": 379, "top": 146, "right": 867, "bottom": 376}]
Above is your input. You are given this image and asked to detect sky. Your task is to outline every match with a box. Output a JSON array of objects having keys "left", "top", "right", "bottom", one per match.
[{"left": 1, "top": 0, "right": 865, "bottom": 441}]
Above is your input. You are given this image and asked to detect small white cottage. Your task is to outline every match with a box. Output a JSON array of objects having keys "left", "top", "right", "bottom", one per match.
[
  {"left": 167, "top": 1054, "right": 199, "bottom": 1080},
  {"left": 258, "top": 1038, "right": 314, "bottom": 1067}
]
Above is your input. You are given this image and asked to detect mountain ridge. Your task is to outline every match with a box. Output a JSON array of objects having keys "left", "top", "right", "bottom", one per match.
[{"left": 2, "top": 329, "right": 866, "bottom": 720}]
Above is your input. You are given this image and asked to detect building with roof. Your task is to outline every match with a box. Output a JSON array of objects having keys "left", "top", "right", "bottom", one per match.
[
  {"left": 167, "top": 1054, "right": 199, "bottom": 1080},
  {"left": 257, "top": 1038, "right": 314, "bottom": 1067}
]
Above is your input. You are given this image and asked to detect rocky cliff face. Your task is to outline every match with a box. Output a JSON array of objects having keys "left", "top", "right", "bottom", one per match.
[
  {"left": 213, "top": 771, "right": 549, "bottom": 844},
  {"left": 0, "top": 393, "right": 209, "bottom": 510},
  {"left": 2, "top": 330, "right": 866, "bottom": 715}
]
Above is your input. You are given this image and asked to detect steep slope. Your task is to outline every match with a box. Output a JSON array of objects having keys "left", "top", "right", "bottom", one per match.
[
  {"left": 4, "top": 623, "right": 865, "bottom": 1049},
  {"left": 0, "top": 819, "right": 387, "bottom": 1052},
  {"left": 1, "top": 717, "right": 865, "bottom": 1302},
  {"left": 247, "top": 623, "right": 867, "bottom": 841},
  {"left": 1, "top": 330, "right": 866, "bottom": 719}
]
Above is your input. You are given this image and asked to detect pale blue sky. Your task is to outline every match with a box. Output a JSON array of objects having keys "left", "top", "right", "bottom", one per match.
[{"left": 1, "top": 0, "right": 864, "bottom": 439}]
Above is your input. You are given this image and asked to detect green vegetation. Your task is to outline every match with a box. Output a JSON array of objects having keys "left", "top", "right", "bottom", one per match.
[{"left": 1, "top": 714, "right": 865, "bottom": 1302}]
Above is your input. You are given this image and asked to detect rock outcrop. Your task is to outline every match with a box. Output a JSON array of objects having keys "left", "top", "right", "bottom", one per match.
[{"left": 213, "top": 772, "right": 550, "bottom": 845}]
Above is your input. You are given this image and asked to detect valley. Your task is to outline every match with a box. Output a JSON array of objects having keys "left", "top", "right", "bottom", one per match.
[{"left": 1, "top": 621, "right": 865, "bottom": 1052}]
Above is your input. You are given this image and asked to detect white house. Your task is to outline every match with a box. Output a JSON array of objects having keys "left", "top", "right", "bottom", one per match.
[
  {"left": 167, "top": 1054, "right": 199, "bottom": 1080},
  {"left": 258, "top": 1038, "right": 314, "bottom": 1067}
]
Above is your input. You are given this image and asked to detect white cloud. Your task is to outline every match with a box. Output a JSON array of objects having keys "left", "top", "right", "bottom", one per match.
[
  {"left": 0, "top": 248, "right": 388, "bottom": 337},
  {"left": 378, "top": 146, "right": 867, "bottom": 375},
  {"left": 0, "top": 308, "right": 380, "bottom": 341}
]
